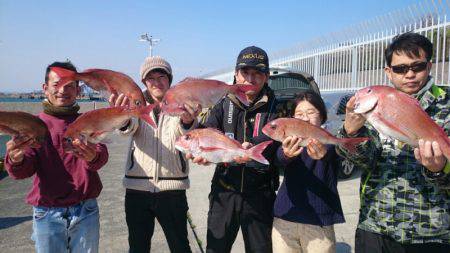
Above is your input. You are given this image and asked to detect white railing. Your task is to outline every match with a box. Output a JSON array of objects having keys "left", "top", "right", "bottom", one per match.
[{"left": 204, "top": 0, "right": 450, "bottom": 92}]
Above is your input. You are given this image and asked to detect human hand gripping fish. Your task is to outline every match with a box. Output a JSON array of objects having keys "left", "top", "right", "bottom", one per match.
[
  {"left": 1, "top": 110, "right": 49, "bottom": 164},
  {"left": 281, "top": 136, "right": 328, "bottom": 160}
]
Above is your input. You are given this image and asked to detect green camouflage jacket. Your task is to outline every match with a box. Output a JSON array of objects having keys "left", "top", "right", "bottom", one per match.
[{"left": 337, "top": 78, "right": 450, "bottom": 244}]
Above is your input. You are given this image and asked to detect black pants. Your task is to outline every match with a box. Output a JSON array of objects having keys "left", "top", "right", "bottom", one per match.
[
  {"left": 125, "top": 189, "right": 192, "bottom": 253},
  {"left": 206, "top": 186, "right": 275, "bottom": 253},
  {"left": 355, "top": 228, "right": 450, "bottom": 253}
]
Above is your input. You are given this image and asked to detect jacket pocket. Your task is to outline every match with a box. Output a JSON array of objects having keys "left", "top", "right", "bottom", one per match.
[{"left": 83, "top": 199, "right": 99, "bottom": 212}]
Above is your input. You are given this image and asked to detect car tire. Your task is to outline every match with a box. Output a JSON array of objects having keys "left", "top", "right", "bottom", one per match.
[{"left": 338, "top": 158, "right": 355, "bottom": 179}]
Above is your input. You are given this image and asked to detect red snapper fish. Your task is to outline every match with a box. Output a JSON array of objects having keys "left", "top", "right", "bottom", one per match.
[
  {"left": 353, "top": 85, "right": 450, "bottom": 159},
  {"left": 0, "top": 110, "right": 49, "bottom": 148},
  {"left": 160, "top": 78, "right": 256, "bottom": 116},
  {"left": 262, "top": 118, "right": 369, "bottom": 153},
  {"left": 63, "top": 105, "right": 156, "bottom": 151},
  {"left": 50, "top": 67, "right": 146, "bottom": 108},
  {"left": 175, "top": 128, "right": 273, "bottom": 164}
]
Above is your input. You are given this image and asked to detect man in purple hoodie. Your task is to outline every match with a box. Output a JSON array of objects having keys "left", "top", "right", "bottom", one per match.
[{"left": 4, "top": 61, "right": 109, "bottom": 253}]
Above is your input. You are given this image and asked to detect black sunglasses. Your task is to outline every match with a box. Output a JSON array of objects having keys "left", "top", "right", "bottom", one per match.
[{"left": 390, "top": 62, "right": 428, "bottom": 74}]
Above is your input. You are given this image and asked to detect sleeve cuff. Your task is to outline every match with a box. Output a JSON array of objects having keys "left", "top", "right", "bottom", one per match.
[{"left": 443, "top": 160, "right": 450, "bottom": 174}]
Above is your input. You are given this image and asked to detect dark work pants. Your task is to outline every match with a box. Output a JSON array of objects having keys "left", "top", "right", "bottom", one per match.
[
  {"left": 125, "top": 189, "right": 192, "bottom": 253},
  {"left": 206, "top": 186, "right": 275, "bottom": 253},
  {"left": 355, "top": 228, "right": 450, "bottom": 253}
]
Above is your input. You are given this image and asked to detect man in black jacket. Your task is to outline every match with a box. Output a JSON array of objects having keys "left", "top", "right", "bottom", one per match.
[{"left": 189, "top": 46, "right": 279, "bottom": 253}]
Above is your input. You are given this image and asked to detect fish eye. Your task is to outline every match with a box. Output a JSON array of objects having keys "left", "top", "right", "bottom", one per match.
[
  {"left": 65, "top": 137, "right": 73, "bottom": 143},
  {"left": 135, "top": 100, "right": 142, "bottom": 106},
  {"left": 367, "top": 89, "right": 372, "bottom": 93},
  {"left": 270, "top": 123, "right": 277, "bottom": 130}
]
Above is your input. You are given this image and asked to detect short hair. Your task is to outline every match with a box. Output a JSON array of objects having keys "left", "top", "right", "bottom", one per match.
[
  {"left": 385, "top": 32, "right": 433, "bottom": 66},
  {"left": 45, "top": 61, "right": 78, "bottom": 85},
  {"left": 290, "top": 90, "right": 327, "bottom": 124}
]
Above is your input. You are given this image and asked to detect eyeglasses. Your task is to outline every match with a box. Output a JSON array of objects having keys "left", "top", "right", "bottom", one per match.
[
  {"left": 390, "top": 62, "right": 428, "bottom": 74},
  {"left": 294, "top": 110, "right": 320, "bottom": 119}
]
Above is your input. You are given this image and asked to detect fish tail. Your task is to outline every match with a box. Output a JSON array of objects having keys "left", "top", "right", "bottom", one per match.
[
  {"left": 138, "top": 104, "right": 157, "bottom": 128},
  {"left": 247, "top": 140, "right": 273, "bottom": 164},
  {"left": 50, "top": 67, "right": 78, "bottom": 89},
  {"left": 232, "top": 84, "right": 256, "bottom": 106},
  {"left": 340, "top": 137, "right": 370, "bottom": 154}
]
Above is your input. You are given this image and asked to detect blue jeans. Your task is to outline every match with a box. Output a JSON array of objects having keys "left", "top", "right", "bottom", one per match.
[{"left": 32, "top": 198, "right": 100, "bottom": 253}]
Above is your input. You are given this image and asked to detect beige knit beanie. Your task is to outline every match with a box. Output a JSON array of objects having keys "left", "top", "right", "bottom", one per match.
[{"left": 140, "top": 56, "right": 173, "bottom": 84}]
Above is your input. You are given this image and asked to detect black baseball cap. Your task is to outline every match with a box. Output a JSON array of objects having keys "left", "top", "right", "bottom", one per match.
[{"left": 235, "top": 46, "right": 269, "bottom": 74}]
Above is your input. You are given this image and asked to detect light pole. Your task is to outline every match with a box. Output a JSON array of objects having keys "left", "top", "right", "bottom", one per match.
[{"left": 139, "top": 33, "right": 160, "bottom": 57}]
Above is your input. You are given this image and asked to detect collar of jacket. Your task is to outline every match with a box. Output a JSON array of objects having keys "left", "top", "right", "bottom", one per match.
[
  {"left": 413, "top": 76, "right": 447, "bottom": 110},
  {"left": 143, "top": 89, "right": 155, "bottom": 104},
  {"left": 228, "top": 84, "right": 272, "bottom": 111},
  {"left": 42, "top": 99, "right": 80, "bottom": 116}
]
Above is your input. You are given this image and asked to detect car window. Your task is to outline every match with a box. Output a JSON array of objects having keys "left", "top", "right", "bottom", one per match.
[
  {"left": 336, "top": 94, "right": 353, "bottom": 115},
  {"left": 269, "top": 74, "right": 311, "bottom": 91}
]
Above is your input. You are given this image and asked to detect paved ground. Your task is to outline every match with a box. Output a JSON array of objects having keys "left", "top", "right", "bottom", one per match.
[{"left": 0, "top": 134, "right": 360, "bottom": 253}]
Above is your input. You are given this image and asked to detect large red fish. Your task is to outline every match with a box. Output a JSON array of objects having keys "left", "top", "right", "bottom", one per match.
[
  {"left": 50, "top": 67, "right": 146, "bottom": 108},
  {"left": 0, "top": 111, "right": 49, "bottom": 149},
  {"left": 175, "top": 128, "right": 273, "bottom": 164},
  {"left": 63, "top": 105, "right": 156, "bottom": 151},
  {"left": 160, "top": 78, "right": 256, "bottom": 116},
  {"left": 262, "top": 118, "right": 368, "bottom": 153},
  {"left": 353, "top": 85, "right": 450, "bottom": 159}
]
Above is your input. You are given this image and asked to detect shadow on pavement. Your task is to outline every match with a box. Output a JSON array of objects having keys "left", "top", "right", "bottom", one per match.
[
  {"left": 0, "top": 216, "right": 32, "bottom": 229},
  {"left": 336, "top": 242, "right": 352, "bottom": 253},
  {"left": 0, "top": 170, "right": 8, "bottom": 180}
]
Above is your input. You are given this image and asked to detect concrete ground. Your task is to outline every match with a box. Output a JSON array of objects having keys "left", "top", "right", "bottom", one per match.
[{"left": 0, "top": 134, "right": 360, "bottom": 253}]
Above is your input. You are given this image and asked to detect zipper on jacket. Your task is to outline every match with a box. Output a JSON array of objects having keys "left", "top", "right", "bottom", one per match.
[
  {"left": 241, "top": 110, "right": 247, "bottom": 193},
  {"left": 155, "top": 112, "right": 162, "bottom": 185}
]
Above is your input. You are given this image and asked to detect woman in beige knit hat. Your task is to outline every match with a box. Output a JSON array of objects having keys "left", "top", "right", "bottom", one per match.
[{"left": 109, "top": 56, "right": 199, "bottom": 253}]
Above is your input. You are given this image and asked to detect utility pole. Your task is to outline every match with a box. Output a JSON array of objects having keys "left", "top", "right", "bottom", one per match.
[{"left": 139, "top": 33, "right": 160, "bottom": 56}]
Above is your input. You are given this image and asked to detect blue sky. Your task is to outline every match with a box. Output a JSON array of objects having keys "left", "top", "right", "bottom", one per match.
[{"left": 0, "top": 0, "right": 417, "bottom": 92}]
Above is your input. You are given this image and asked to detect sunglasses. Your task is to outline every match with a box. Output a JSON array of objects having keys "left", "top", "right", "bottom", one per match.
[{"left": 390, "top": 62, "right": 428, "bottom": 74}]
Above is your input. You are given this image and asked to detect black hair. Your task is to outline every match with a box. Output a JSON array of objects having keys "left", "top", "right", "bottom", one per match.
[
  {"left": 290, "top": 90, "right": 327, "bottom": 124},
  {"left": 45, "top": 61, "right": 78, "bottom": 84},
  {"left": 385, "top": 32, "right": 433, "bottom": 66}
]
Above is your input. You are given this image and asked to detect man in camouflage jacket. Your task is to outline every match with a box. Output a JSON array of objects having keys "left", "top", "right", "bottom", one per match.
[{"left": 337, "top": 32, "right": 450, "bottom": 253}]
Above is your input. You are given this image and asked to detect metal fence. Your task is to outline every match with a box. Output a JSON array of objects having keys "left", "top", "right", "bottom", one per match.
[{"left": 204, "top": 0, "right": 450, "bottom": 92}]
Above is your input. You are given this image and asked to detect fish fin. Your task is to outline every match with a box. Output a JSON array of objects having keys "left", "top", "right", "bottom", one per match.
[
  {"left": 138, "top": 104, "right": 157, "bottom": 128},
  {"left": 247, "top": 140, "right": 273, "bottom": 165},
  {"left": 340, "top": 137, "right": 370, "bottom": 154},
  {"left": 179, "top": 77, "right": 200, "bottom": 83},
  {"left": 199, "top": 146, "right": 222, "bottom": 152},
  {"left": 354, "top": 96, "right": 378, "bottom": 114},
  {"left": 232, "top": 84, "right": 258, "bottom": 106},
  {"left": 0, "top": 124, "right": 19, "bottom": 136},
  {"left": 10, "top": 136, "right": 35, "bottom": 150},
  {"left": 50, "top": 67, "right": 77, "bottom": 89}
]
